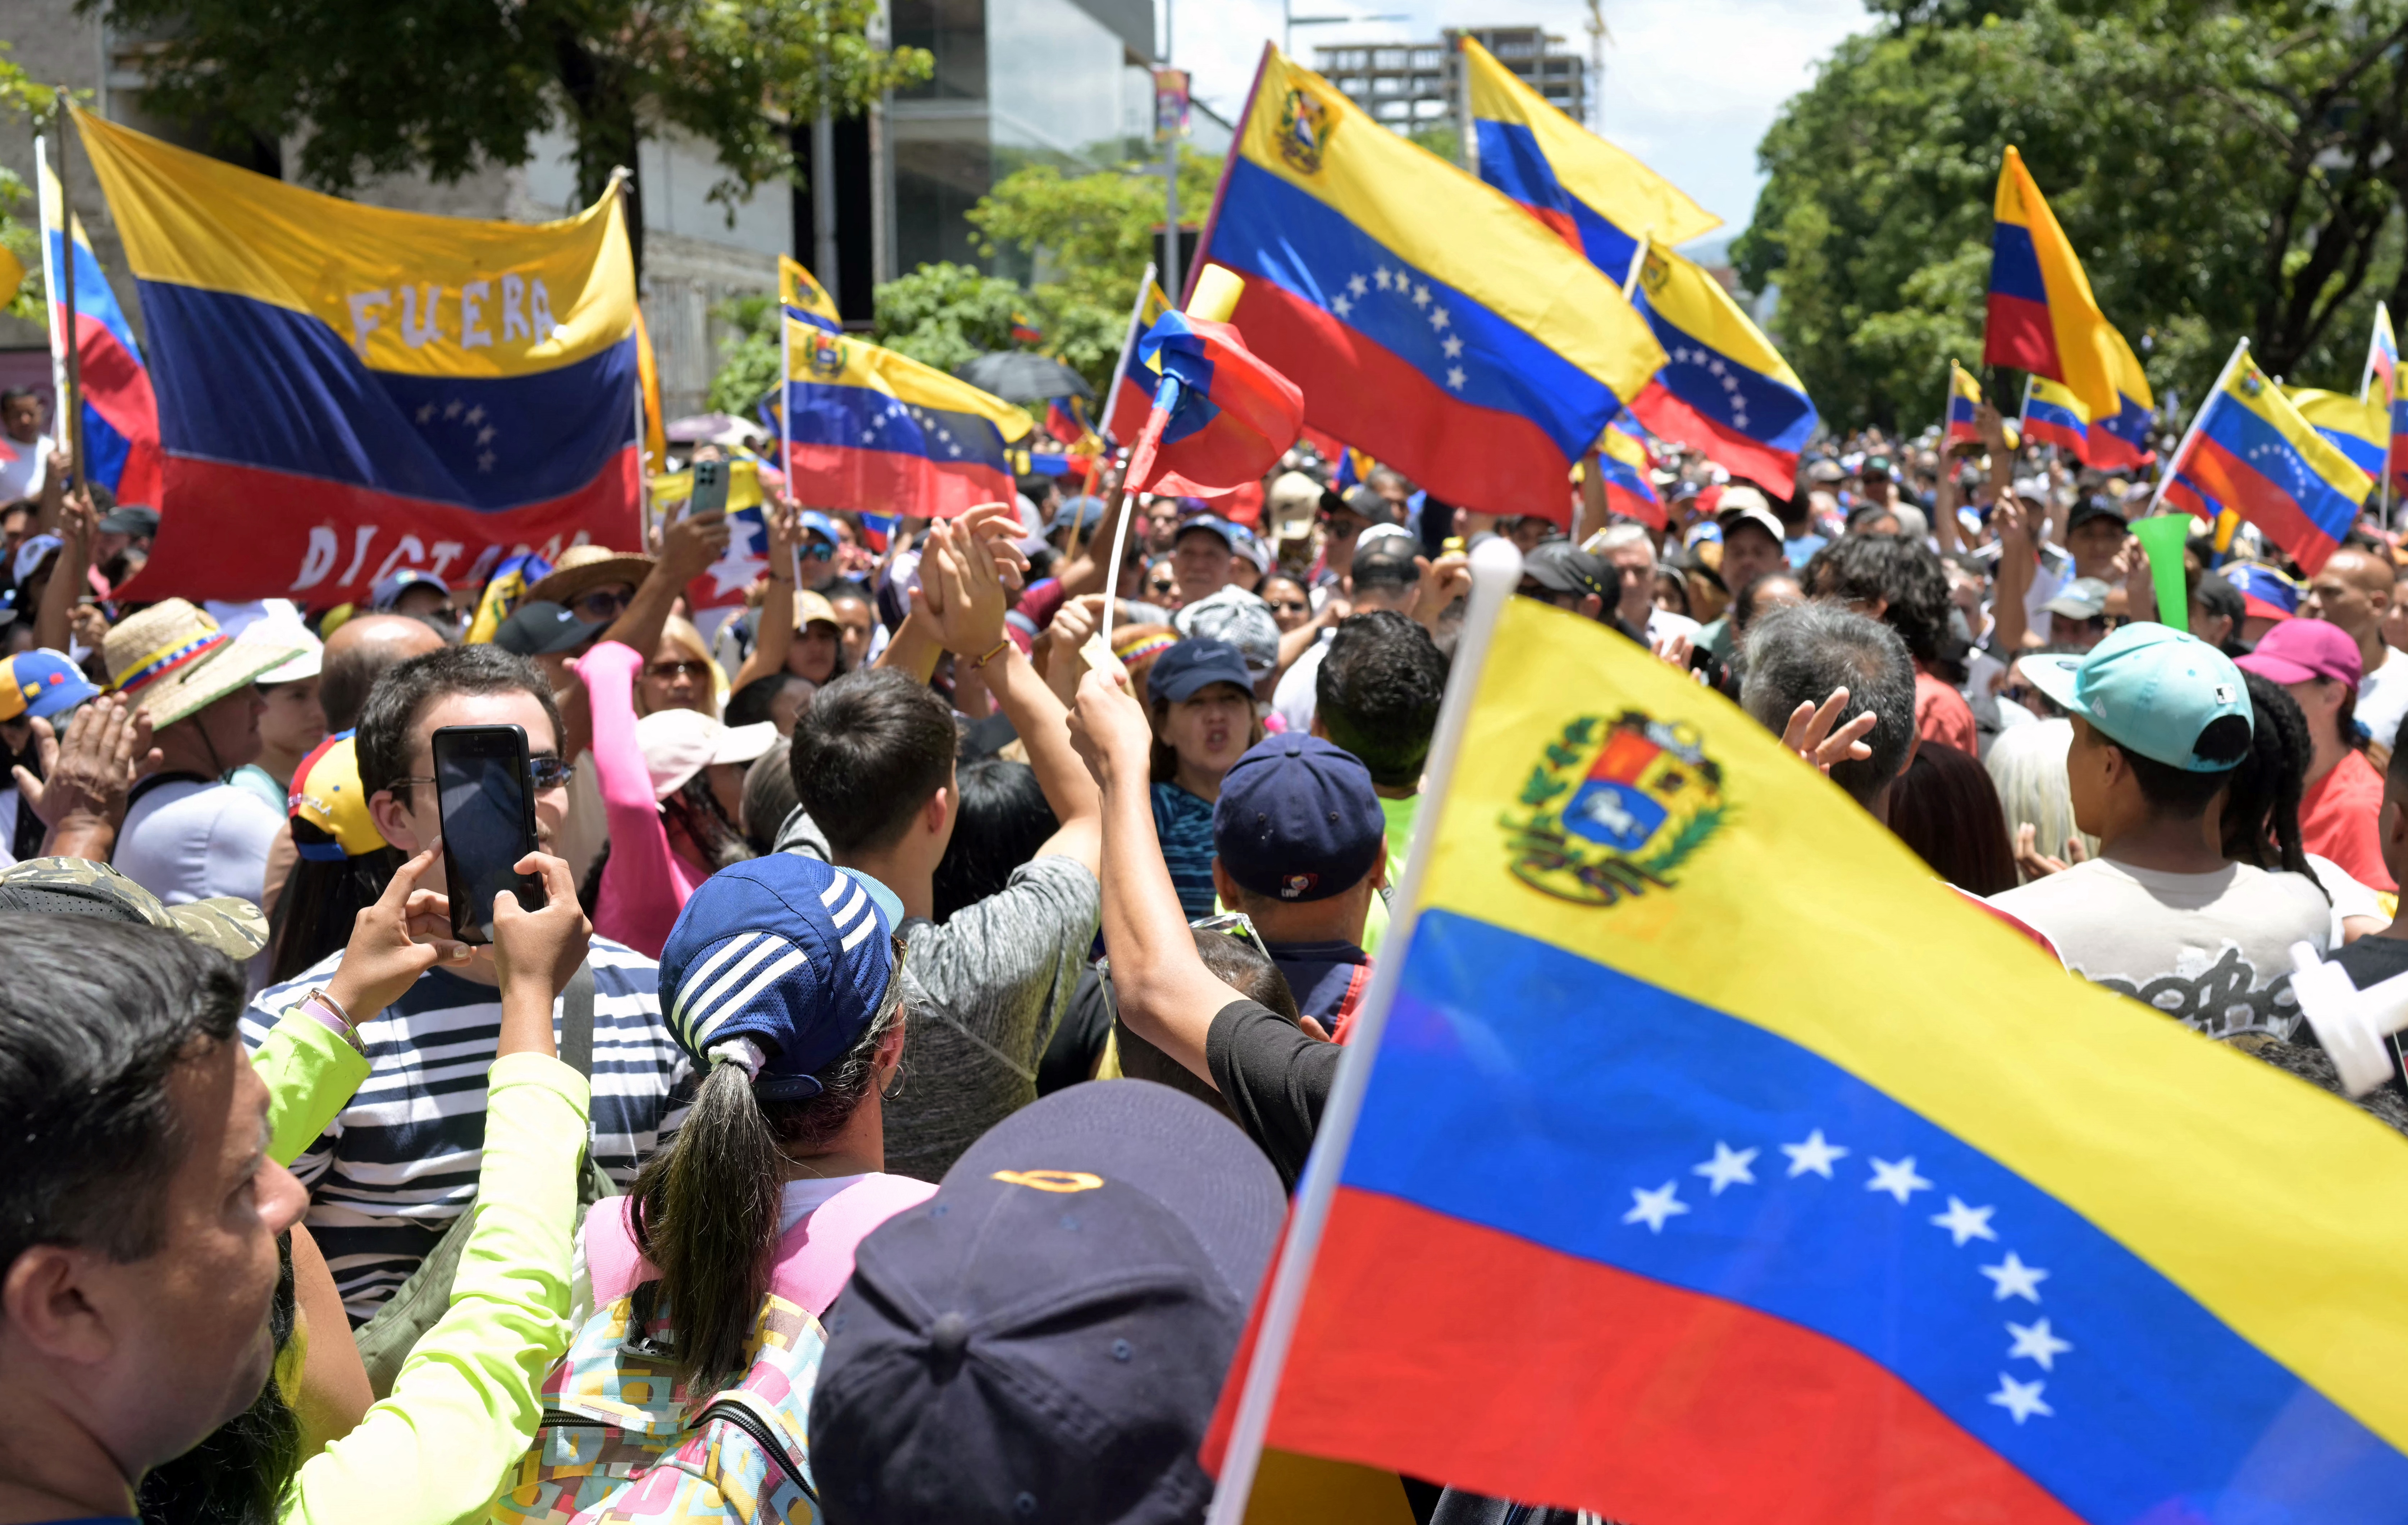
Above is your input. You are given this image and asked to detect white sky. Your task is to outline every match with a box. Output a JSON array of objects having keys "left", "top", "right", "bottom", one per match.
[{"left": 1166, "top": 0, "right": 1871, "bottom": 240}]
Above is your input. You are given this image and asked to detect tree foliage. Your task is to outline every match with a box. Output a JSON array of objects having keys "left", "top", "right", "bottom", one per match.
[
  {"left": 81, "top": 0, "right": 930, "bottom": 270},
  {"left": 1736, "top": 0, "right": 2408, "bottom": 431},
  {"left": 705, "top": 294, "right": 782, "bottom": 417},
  {"left": 872, "top": 261, "right": 1028, "bottom": 376},
  {"left": 0, "top": 46, "right": 78, "bottom": 321}
]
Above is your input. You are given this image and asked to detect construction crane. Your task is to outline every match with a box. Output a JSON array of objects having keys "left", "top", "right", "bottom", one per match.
[{"left": 1584, "top": 0, "right": 1609, "bottom": 132}]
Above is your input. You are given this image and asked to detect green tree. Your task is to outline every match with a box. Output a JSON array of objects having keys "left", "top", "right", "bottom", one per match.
[
  {"left": 1736, "top": 0, "right": 2408, "bottom": 431},
  {"left": 706, "top": 294, "right": 782, "bottom": 417},
  {"left": 872, "top": 261, "right": 1028, "bottom": 376},
  {"left": 80, "top": 0, "right": 930, "bottom": 273}
]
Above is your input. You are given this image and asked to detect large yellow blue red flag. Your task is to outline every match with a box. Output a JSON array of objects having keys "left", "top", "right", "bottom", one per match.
[
  {"left": 778, "top": 314, "right": 1032, "bottom": 517},
  {"left": 1460, "top": 36, "right": 1718, "bottom": 282},
  {"left": 73, "top": 106, "right": 640, "bottom": 604},
  {"left": 2171, "top": 349, "right": 2370, "bottom": 576},
  {"left": 1985, "top": 146, "right": 2120, "bottom": 423},
  {"left": 38, "top": 148, "right": 162, "bottom": 508},
  {"left": 1208, "top": 587, "right": 2408, "bottom": 1521},
  {"left": 780, "top": 254, "right": 842, "bottom": 336},
  {"left": 1623, "top": 243, "right": 1816, "bottom": 495},
  {"left": 1194, "top": 46, "right": 1665, "bottom": 523}
]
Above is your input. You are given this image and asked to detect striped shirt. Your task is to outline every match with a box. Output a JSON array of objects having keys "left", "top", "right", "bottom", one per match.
[
  {"left": 1152, "top": 780, "right": 1219, "bottom": 920},
  {"left": 241, "top": 936, "right": 694, "bottom": 1322}
]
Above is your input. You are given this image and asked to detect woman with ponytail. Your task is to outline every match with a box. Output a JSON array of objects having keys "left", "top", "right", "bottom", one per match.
[{"left": 580, "top": 852, "right": 930, "bottom": 1388}]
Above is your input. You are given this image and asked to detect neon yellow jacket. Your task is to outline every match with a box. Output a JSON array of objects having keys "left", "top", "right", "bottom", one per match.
[{"left": 253, "top": 1011, "right": 590, "bottom": 1525}]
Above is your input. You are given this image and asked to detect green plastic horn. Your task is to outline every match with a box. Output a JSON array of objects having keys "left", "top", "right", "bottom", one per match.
[{"left": 2129, "top": 513, "right": 2192, "bottom": 634}]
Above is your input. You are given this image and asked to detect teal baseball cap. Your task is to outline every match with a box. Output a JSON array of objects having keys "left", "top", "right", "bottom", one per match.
[{"left": 2023, "top": 622, "right": 2253, "bottom": 772}]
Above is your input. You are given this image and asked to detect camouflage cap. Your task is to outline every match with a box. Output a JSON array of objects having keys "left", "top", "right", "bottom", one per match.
[{"left": 0, "top": 857, "right": 268, "bottom": 961}]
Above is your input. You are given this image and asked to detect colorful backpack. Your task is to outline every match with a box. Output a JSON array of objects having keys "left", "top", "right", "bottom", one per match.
[{"left": 489, "top": 1283, "right": 824, "bottom": 1525}]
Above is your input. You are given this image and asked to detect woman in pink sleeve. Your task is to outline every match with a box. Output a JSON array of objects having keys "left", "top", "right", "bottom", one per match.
[{"left": 574, "top": 639, "right": 775, "bottom": 956}]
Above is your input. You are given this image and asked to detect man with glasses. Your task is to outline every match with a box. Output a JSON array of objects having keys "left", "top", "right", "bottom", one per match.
[{"left": 241, "top": 643, "right": 691, "bottom": 1319}]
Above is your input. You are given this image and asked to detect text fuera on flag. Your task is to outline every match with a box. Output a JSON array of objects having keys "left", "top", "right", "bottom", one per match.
[
  {"left": 1221, "top": 593, "right": 2408, "bottom": 1523},
  {"left": 73, "top": 106, "right": 641, "bottom": 604},
  {"left": 1194, "top": 45, "right": 1664, "bottom": 523}
]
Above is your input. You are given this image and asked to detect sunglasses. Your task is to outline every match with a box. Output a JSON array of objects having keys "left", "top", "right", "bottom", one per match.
[
  {"left": 647, "top": 659, "right": 712, "bottom": 683},
  {"left": 1147, "top": 576, "right": 1176, "bottom": 594},
  {"left": 1267, "top": 597, "right": 1311, "bottom": 615},
  {"left": 573, "top": 588, "right": 630, "bottom": 621},
  {"left": 391, "top": 753, "right": 576, "bottom": 799},
  {"left": 1319, "top": 516, "right": 1363, "bottom": 537},
  {"left": 1189, "top": 910, "right": 1268, "bottom": 953},
  {"left": 801, "top": 541, "right": 835, "bottom": 561}
]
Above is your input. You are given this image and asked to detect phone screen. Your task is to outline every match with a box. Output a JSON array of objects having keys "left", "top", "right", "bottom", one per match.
[
  {"left": 432, "top": 724, "right": 545, "bottom": 944},
  {"left": 689, "top": 459, "right": 729, "bottom": 518}
]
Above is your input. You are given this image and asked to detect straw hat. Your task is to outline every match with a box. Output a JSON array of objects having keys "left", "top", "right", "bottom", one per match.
[
  {"left": 525, "top": 544, "right": 655, "bottom": 608},
  {"left": 793, "top": 588, "right": 840, "bottom": 630},
  {"left": 103, "top": 598, "right": 301, "bottom": 728}
]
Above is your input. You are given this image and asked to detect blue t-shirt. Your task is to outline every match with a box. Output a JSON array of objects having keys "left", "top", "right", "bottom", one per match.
[
  {"left": 1151, "top": 780, "right": 1219, "bottom": 919},
  {"left": 1784, "top": 532, "right": 1829, "bottom": 569}
]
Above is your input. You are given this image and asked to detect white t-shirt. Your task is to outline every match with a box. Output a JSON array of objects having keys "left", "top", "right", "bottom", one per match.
[
  {"left": 1645, "top": 607, "right": 1701, "bottom": 647},
  {"left": 1989, "top": 857, "right": 2332, "bottom": 1039},
  {"left": 0, "top": 433, "right": 52, "bottom": 506},
  {"left": 114, "top": 777, "right": 284, "bottom": 908},
  {"left": 1274, "top": 631, "right": 1332, "bottom": 736},
  {"left": 2357, "top": 645, "right": 2408, "bottom": 755}
]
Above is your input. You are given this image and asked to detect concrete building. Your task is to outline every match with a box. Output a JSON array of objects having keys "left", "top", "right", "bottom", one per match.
[{"left": 1313, "top": 25, "right": 1588, "bottom": 133}]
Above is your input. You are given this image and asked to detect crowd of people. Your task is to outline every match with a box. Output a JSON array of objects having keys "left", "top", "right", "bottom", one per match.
[{"left": 2, "top": 371, "right": 2406, "bottom": 1525}]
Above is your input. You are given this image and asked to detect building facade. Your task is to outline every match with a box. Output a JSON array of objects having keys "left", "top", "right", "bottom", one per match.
[{"left": 1312, "top": 26, "right": 1588, "bottom": 133}]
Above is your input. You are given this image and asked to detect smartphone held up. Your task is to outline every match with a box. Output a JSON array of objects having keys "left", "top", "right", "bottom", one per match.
[{"left": 431, "top": 723, "right": 547, "bottom": 944}]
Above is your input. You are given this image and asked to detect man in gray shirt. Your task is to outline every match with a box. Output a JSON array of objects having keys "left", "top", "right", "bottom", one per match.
[{"left": 783, "top": 508, "right": 1101, "bottom": 1179}]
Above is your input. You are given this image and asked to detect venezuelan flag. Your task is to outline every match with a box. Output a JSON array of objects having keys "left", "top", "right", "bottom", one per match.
[
  {"left": 1333, "top": 445, "right": 1374, "bottom": 491},
  {"left": 1211, "top": 590, "right": 2408, "bottom": 1521},
  {"left": 1124, "top": 306, "right": 1305, "bottom": 498},
  {"left": 780, "top": 254, "right": 842, "bottom": 336},
  {"left": 73, "top": 107, "right": 640, "bottom": 605},
  {"left": 1946, "top": 361, "right": 1984, "bottom": 444},
  {"left": 1044, "top": 395, "right": 1092, "bottom": 448},
  {"left": 1461, "top": 35, "right": 1718, "bottom": 282},
  {"left": 2282, "top": 386, "right": 2388, "bottom": 483},
  {"left": 2224, "top": 560, "right": 2303, "bottom": 621},
  {"left": 1595, "top": 414, "right": 1661, "bottom": 529},
  {"left": 1624, "top": 244, "right": 1815, "bottom": 496},
  {"left": 1985, "top": 146, "right": 2120, "bottom": 422},
  {"left": 38, "top": 151, "right": 162, "bottom": 508},
  {"left": 856, "top": 511, "right": 895, "bottom": 552},
  {"left": 779, "top": 313, "right": 1031, "bottom": 517},
  {"left": 1105, "top": 276, "right": 1174, "bottom": 447},
  {"left": 463, "top": 550, "right": 551, "bottom": 645},
  {"left": 1195, "top": 46, "right": 1665, "bottom": 523},
  {"left": 632, "top": 303, "right": 666, "bottom": 480},
  {"left": 2175, "top": 353, "right": 2370, "bottom": 576},
  {"left": 2021, "top": 377, "right": 2090, "bottom": 458},
  {"left": 2086, "top": 324, "right": 2156, "bottom": 470},
  {"left": 2368, "top": 302, "right": 2405, "bottom": 495}
]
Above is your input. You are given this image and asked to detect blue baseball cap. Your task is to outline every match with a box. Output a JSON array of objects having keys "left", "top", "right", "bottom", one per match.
[
  {"left": 797, "top": 510, "right": 842, "bottom": 546},
  {"left": 2023, "top": 622, "right": 2254, "bottom": 772},
  {"left": 658, "top": 855, "right": 903, "bottom": 1099},
  {"left": 370, "top": 568, "right": 450, "bottom": 610},
  {"left": 1173, "top": 514, "right": 1241, "bottom": 551},
  {"left": 0, "top": 649, "right": 100, "bottom": 723},
  {"left": 1145, "top": 637, "right": 1255, "bottom": 705},
  {"left": 1046, "top": 495, "right": 1107, "bottom": 533},
  {"left": 809, "top": 1082, "right": 1285, "bottom": 1523},
  {"left": 1213, "top": 734, "right": 1385, "bottom": 901}
]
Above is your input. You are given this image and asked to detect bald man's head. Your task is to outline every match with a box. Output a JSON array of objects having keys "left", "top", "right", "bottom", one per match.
[{"left": 320, "top": 613, "right": 448, "bottom": 732}]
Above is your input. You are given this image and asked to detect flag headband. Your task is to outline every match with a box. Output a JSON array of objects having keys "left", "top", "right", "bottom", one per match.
[{"left": 110, "top": 628, "right": 229, "bottom": 695}]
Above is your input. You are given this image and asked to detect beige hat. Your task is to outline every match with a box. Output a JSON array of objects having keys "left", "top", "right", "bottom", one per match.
[
  {"left": 792, "top": 588, "right": 840, "bottom": 630},
  {"left": 1267, "top": 470, "right": 1324, "bottom": 541},
  {"left": 103, "top": 598, "right": 301, "bottom": 728},
  {"left": 524, "top": 544, "right": 655, "bottom": 608}
]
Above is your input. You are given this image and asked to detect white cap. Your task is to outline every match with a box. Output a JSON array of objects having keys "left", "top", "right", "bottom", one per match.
[
  {"left": 636, "top": 710, "right": 780, "bottom": 800},
  {"left": 210, "top": 598, "right": 323, "bottom": 684},
  {"left": 1357, "top": 523, "right": 1415, "bottom": 550}
]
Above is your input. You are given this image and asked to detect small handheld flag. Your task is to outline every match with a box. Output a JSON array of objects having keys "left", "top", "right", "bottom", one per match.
[
  {"left": 780, "top": 255, "right": 843, "bottom": 335},
  {"left": 2159, "top": 342, "right": 2371, "bottom": 576},
  {"left": 2021, "top": 376, "right": 2091, "bottom": 459},
  {"left": 1985, "top": 146, "right": 2120, "bottom": 422},
  {"left": 1593, "top": 415, "right": 1662, "bottom": 529},
  {"left": 1123, "top": 267, "right": 1305, "bottom": 500},
  {"left": 1624, "top": 244, "right": 1817, "bottom": 498},
  {"left": 2366, "top": 302, "right": 2404, "bottom": 496},
  {"left": 1945, "top": 362, "right": 1984, "bottom": 445},
  {"left": 37, "top": 145, "right": 162, "bottom": 508},
  {"left": 1104, "top": 272, "right": 1174, "bottom": 449}
]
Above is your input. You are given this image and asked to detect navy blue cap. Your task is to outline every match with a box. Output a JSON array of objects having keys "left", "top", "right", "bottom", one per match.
[
  {"left": 1145, "top": 637, "right": 1255, "bottom": 705},
  {"left": 658, "top": 855, "right": 899, "bottom": 1099},
  {"left": 1175, "top": 514, "right": 1239, "bottom": 550},
  {"left": 809, "top": 1081, "right": 1285, "bottom": 1524},
  {"left": 1212, "top": 734, "right": 1385, "bottom": 902}
]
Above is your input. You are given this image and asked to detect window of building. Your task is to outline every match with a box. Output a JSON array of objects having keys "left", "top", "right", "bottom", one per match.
[{"left": 1374, "top": 47, "right": 1409, "bottom": 68}]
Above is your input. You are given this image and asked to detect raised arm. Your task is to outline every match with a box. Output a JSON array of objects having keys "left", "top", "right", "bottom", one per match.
[
  {"left": 732, "top": 495, "right": 801, "bottom": 695},
  {"left": 33, "top": 484, "right": 94, "bottom": 655},
  {"left": 600, "top": 510, "right": 731, "bottom": 666},
  {"left": 574, "top": 640, "right": 684, "bottom": 956}
]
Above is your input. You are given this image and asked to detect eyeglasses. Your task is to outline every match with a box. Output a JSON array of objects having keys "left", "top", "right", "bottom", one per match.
[
  {"left": 573, "top": 588, "right": 630, "bottom": 621},
  {"left": 1319, "top": 516, "right": 1363, "bottom": 538},
  {"left": 801, "top": 541, "right": 835, "bottom": 561},
  {"left": 389, "top": 754, "right": 576, "bottom": 799},
  {"left": 646, "top": 659, "right": 712, "bottom": 683},
  {"left": 1147, "top": 577, "right": 1177, "bottom": 595},
  {"left": 1267, "top": 598, "right": 1311, "bottom": 615}
]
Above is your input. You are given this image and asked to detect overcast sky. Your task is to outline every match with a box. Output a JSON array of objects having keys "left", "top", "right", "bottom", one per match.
[{"left": 1168, "top": 0, "right": 1871, "bottom": 242}]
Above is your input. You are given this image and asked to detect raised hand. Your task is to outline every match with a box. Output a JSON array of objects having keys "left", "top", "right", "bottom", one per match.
[
  {"left": 16, "top": 696, "right": 159, "bottom": 829},
  {"left": 2013, "top": 823, "right": 2084, "bottom": 880},
  {"left": 658, "top": 508, "right": 734, "bottom": 582},
  {"left": 492, "top": 853, "right": 590, "bottom": 1011},
  {"left": 1066, "top": 667, "right": 1155, "bottom": 787},
  {"left": 1778, "top": 686, "right": 1878, "bottom": 775}
]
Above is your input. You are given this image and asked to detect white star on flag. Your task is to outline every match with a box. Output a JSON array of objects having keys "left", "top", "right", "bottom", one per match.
[
  {"left": 1429, "top": 307, "right": 1450, "bottom": 331},
  {"left": 476, "top": 425, "right": 498, "bottom": 446},
  {"left": 1865, "top": 1156, "right": 1932, "bottom": 1204},
  {"left": 2006, "top": 1318, "right": 2073, "bottom": 1371},
  {"left": 1693, "top": 1143, "right": 1759, "bottom": 1195},
  {"left": 444, "top": 398, "right": 465, "bottom": 419},
  {"left": 1441, "top": 336, "right": 1464, "bottom": 358},
  {"left": 1412, "top": 283, "right": 1432, "bottom": 307},
  {"left": 1781, "top": 1129, "right": 1848, "bottom": 1178},
  {"left": 1732, "top": 413, "right": 1750, "bottom": 429},
  {"left": 860, "top": 429, "right": 874, "bottom": 442},
  {"left": 703, "top": 513, "right": 764, "bottom": 596},
  {"left": 476, "top": 450, "right": 497, "bottom": 472},
  {"left": 1374, "top": 266, "right": 1394, "bottom": 290},
  {"left": 1333, "top": 295, "right": 1354, "bottom": 319},
  {"left": 1929, "top": 1196, "right": 1998, "bottom": 1246},
  {"left": 1622, "top": 1181, "right": 1689, "bottom": 1233},
  {"left": 416, "top": 402, "right": 437, "bottom": 425},
  {"left": 1706, "top": 358, "right": 1727, "bottom": 377},
  {"left": 464, "top": 404, "right": 487, "bottom": 426},
  {"left": 1445, "top": 366, "right": 1467, "bottom": 390},
  {"left": 1987, "top": 1373, "right": 2054, "bottom": 1424},
  {"left": 1981, "top": 1251, "right": 2049, "bottom": 1303},
  {"left": 1348, "top": 273, "right": 1368, "bottom": 297}
]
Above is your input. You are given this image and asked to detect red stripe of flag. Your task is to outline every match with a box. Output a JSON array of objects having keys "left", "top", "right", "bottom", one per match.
[
  {"left": 1985, "top": 294, "right": 2060, "bottom": 379},
  {"left": 2181, "top": 434, "right": 2343, "bottom": 576},
  {"left": 1629, "top": 378, "right": 1801, "bottom": 496}
]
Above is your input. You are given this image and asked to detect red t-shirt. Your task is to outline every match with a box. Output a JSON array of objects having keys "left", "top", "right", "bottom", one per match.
[
  {"left": 2301, "top": 748, "right": 2395, "bottom": 891},
  {"left": 1915, "top": 670, "right": 1979, "bottom": 756}
]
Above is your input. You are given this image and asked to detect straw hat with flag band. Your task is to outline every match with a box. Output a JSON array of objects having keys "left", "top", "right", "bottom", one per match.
[
  {"left": 524, "top": 544, "right": 656, "bottom": 610},
  {"left": 102, "top": 598, "right": 300, "bottom": 728}
]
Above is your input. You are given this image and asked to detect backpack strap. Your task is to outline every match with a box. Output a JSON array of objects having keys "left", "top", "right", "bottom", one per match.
[{"left": 560, "top": 960, "right": 596, "bottom": 1079}]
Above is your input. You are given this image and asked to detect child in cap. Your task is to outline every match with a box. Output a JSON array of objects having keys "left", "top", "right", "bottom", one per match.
[
  {"left": 1990, "top": 623, "right": 2330, "bottom": 1036},
  {"left": 1147, "top": 638, "right": 1264, "bottom": 919}
]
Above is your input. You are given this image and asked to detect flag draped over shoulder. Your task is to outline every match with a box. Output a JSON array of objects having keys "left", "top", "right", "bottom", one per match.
[
  {"left": 1210, "top": 592, "right": 2408, "bottom": 1522},
  {"left": 779, "top": 314, "right": 1032, "bottom": 517},
  {"left": 1461, "top": 35, "right": 1718, "bottom": 281},
  {"left": 1985, "top": 146, "right": 2120, "bottom": 423},
  {"left": 1196, "top": 46, "right": 1665, "bottom": 523},
  {"left": 2174, "top": 354, "right": 2369, "bottom": 576},
  {"left": 73, "top": 106, "right": 641, "bottom": 603},
  {"left": 38, "top": 152, "right": 162, "bottom": 508}
]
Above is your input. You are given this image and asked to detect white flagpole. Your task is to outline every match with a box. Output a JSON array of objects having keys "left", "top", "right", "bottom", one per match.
[
  {"left": 782, "top": 309, "right": 801, "bottom": 589},
  {"left": 2364, "top": 304, "right": 2396, "bottom": 533},
  {"left": 1621, "top": 229, "right": 1652, "bottom": 302},
  {"left": 1101, "top": 262, "right": 1158, "bottom": 452},
  {"left": 34, "top": 134, "right": 68, "bottom": 463},
  {"left": 2146, "top": 335, "right": 2250, "bottom": 518},
  {"left": 1203, "top": 537, "right": 1525, "bottom": 1525}
]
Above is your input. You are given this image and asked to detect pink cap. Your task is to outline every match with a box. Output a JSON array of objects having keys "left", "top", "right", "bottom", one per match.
[{"left": 2236, "top": 617, "right": 2362, "bottom": 688}]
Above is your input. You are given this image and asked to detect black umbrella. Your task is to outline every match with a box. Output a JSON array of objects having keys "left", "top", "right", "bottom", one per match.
[{"left": 954, "top": 350, "right": 1094, "bottom": 404}]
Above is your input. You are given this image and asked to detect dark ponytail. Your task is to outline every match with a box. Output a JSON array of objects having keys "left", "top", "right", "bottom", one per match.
[
  {"left": 630, "top": 952, "right": 906, "bottom": 1389},
  {"left": 2226, "top": 672, "right": 2327, "bottom": 898}
]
